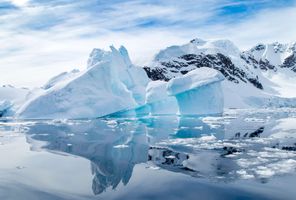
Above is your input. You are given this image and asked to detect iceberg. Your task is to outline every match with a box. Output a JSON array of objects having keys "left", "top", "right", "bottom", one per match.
[
  {"left": 17, "top": 46, "right": 149, "bottom": 119},
  {"left": 145, "top": 80, "right": 178, "bottom": 115},
  {"left": 88, "top": 46, "right": 149, "bottom": 105},
  {"left": 116, "top": 68, "right": 225, "bottom": 117},
  {"left": 167, "top": 67, "right": 224, "bottom": 115},
  {"left": 107, "top": 104, "right": 151, "bottom": 118},
  {"left": 0, "top": 100, "right": 12, "bottom": 117},
  {"left": 0, "top": 85, "right": 29, "bottom": 117},
  {"left": 42, "top": 69, "right": 80, "bottom": 90}
]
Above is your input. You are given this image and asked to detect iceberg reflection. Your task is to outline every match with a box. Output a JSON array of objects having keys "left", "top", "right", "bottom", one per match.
[{"left": 22, "top": 112, "right": 288, "bottom": 195}]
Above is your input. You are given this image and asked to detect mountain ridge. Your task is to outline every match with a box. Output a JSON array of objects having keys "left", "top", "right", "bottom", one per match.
[
  {"left": 143, "top": 38, "right": 296, "bottom": 108},
  {"left": 144, "top": 38, "right": 296, "bottom": 95}
]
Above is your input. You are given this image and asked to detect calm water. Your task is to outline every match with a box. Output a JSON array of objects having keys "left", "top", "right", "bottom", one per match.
[{"left": 0, "top": 109, "right": 296, "bottom": 200}]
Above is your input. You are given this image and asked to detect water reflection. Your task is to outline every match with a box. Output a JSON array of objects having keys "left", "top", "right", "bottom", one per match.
[
  {"left": 25, "top": 120, "right": 149, "bottom": 195},
  {"left": 22, "top": 110, "right": 296, "bottom": 195}
]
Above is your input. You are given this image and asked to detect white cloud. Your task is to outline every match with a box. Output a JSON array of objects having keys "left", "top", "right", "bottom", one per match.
[
  {"left": 227, "top": 6, "right": 296, "bottom": 49},
  {"left": 0, "top": 0, "right": 295, "bottom": 87},
  {"left": 10, "top": 0, "right": 29, "bottom": 7}
]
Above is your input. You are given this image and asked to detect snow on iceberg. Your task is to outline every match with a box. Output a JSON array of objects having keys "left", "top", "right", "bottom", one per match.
[
  {"left": 88, "top": 46, "right": 149, "bottom": 105},
  {"left": 0, "top": 100, "right": 12, "bottom": 117},
  {"left": 167, "top": 67, "right": 224, "bottom": 115},
  {"left": 145, "top": 80, "right": 178, "bottom": 115},
  {"left": 42, "top": 69, "right": 80, "bottom": 90},
  {"left": 17, "top": 46, "right": 149, "bottom": 119}
]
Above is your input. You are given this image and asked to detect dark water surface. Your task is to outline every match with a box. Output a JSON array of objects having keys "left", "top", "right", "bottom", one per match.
[{"left": 0, "top": 108, "right": 296, "bottom": 200}]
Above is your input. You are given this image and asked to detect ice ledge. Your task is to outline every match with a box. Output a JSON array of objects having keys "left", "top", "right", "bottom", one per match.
[{"left": 167, "top": 67, "right": 224, "bottom": 96}]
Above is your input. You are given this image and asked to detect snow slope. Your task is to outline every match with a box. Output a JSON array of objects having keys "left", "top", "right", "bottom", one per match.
[{"left": 242, "top": 42, "right": 296, "bottom": 98}]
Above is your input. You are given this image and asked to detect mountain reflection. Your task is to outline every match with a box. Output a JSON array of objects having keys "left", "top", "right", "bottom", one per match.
[{"left": 23, "top": 115, "right": 267, "bottom": 195}]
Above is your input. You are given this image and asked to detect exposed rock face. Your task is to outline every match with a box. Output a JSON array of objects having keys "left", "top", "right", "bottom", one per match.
[
  {"left": 143, "top": 67, "right": 170, "bottom": 81},
  {"left": 145, "top": 52, "right": 263, "bottom": 89},
  {"left": 243, "top": 42, "right": 296, "bottom": 72},
  {"left": 282, "top": 54, "right": 296, "bottom": 72},
  {"left": 240, "top": 53, "right": 276, "bottom": 72}
]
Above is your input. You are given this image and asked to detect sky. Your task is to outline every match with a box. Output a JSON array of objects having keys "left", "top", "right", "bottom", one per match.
[{"left": 0, "top": 0, "right": 296, "bottom": 87}]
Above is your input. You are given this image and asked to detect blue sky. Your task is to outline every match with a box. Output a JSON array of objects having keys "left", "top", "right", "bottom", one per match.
[{"left": 1, "top": 0, "right": 296, "bottom": 87}]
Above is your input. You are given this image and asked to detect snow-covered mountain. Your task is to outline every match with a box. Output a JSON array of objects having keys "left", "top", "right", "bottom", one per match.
[
  {"left": 242, "top": 42, "right": 296, "bottom": 72},
  {"left": 144, "top": 39, "right": 296, "bottom": 108}
]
